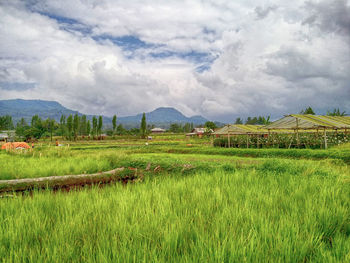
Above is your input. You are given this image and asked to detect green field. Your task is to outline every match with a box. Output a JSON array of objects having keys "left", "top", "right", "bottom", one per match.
[{"left": 1, "top": 136, "right": 350, "bottom": 262}]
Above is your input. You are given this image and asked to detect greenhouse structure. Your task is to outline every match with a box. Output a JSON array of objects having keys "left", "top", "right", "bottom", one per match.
[
  {"left": 263, "top": 115, "right": 350, "bottom": 149},
  {"left": 213, "top": 115, "right": 350, "bottom": 149}
]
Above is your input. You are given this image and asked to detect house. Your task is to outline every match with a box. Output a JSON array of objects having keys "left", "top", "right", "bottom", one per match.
[
  {"left": 186, "top": 128, "right": 213, "bottom": 137},
  {"left": 151, "top": 128, "right": 166, "bottom": 134},
  {"left": 0, "top": 133, "right": 9, "bottom": 141},
  {"left": 0, "top": 130, "right": 15, "bottom": 142}
]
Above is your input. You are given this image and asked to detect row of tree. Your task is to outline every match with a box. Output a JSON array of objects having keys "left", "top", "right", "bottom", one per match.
[
  {"left": 0, "top": 115, "right": 14, "bottom": 130},
  {"left": 300, "top": 107, "right": 347, "bottom": 116},
  {"left": 14, "top": 114, "right": 109, "bottom": 141},
  {"left": 234, "top": 116, "right": 271, "bottom": 125}
]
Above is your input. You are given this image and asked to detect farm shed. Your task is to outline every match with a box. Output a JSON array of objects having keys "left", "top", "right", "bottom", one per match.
[
  {"left": 263, "top": 115, "right": 350, "bottom": 149},
  {"left": 214, "top": 124, "right": 269, "bottom": 136},
  {"left": 212, "top": 124, "right": 292, "bottom": 148}
]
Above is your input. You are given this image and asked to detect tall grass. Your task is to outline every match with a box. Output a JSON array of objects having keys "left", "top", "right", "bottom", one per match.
[{"left": 1, "top": 162, "right": 349, "bottom": 262}]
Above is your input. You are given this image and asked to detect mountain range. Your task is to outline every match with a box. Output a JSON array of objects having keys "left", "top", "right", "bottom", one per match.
[{"left": 0, "top": 99, "right": 209, "bottom": 128}]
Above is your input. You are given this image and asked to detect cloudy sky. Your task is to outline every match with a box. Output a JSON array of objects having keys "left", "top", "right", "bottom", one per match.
[{"left": 0, "top": 0, "right": 349, "bottom": 121}]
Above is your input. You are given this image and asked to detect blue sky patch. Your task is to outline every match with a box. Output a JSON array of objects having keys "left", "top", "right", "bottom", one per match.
[
  {"left": 92, "top": 35, "right": 159, "bottom": 51},
  {"left": 36, "top": 11, "right": 92, "bottom": 35},
  {"left": 0, "top": 82, "right": 36, "bottom": 91}
]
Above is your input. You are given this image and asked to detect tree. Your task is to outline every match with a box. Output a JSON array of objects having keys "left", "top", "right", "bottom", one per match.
[
  {"left": 327, "top": 108, "right": 346, "bottom": 116},
  {"left": 116, "top": 124, "right": 125, "bottom": 135},
  {"left": 98, "top": 116, "right": 103, "bottom": 137},
  {"left": 15, "top": 118, "right": 29, "bottom": 139},
  {"left": 140, "top": 113, "right": 146, "bottom": 138},
  {"left": 45, "top": 118, "right": 56, "bottom": 142},
  {"left": 183, "top": 123, "right": 192, "bottom": 133},
  {"left": 112, "top": 115, "right": 117, "bottom": 135},
  {"left": 29, "top": 115, "right": 46, "bottom": 139},
  {"left": 73, "top": 114, "right": 79, "bottom": 140},
  {"left": 0, "top": 115, "right": 14, "bottom": 130},
  {"left": 300, "top": 106, "right": 315, "bottom": 115},
  {"left": 169, "top": 123, "right": 182, "bottom": 133},
  {"left": 80, "top": 115, "right": 87, "bottom": 136},
  {"left": 86, "top": 120, "right": 91, "bottom": 137},
  {"left": 246, "top": 117, "right": 258, "bottom": 125},
  {"left": 92, "top": 116, "right": 97, "bottom": 138},
  {"left": 235, "top": 117, "right": 243, "bottom": 124},
  {"left": 204, "top": 121, "right": 217, "bottom": 131},
  {"left": 60, "top": 115, "right": 66, "bottom": 138},
  {"left": 67, "top": 115, "right": 73, "bottom": 140}
]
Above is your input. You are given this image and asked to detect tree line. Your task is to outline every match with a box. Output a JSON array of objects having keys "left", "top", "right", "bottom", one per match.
[
  {"left": 14, "top": 114, "right": 109, "bottom": 141},
  {"left": 0, "top": 106, "right": 347, "bottom": 140}
]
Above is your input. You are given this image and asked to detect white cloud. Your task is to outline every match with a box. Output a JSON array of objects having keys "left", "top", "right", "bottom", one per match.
[{"left": 0, "top": 0, "right": 349, "bottom": 122}]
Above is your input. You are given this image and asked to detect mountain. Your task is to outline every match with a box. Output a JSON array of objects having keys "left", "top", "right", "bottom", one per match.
[
  {"left": 0, "top": 99, "right": 209, "bottom": 128},
  {"left": 118, "top": 107, "right": 208, "bottom": 127},
  {"left": 0, "top": 99, "right": 80, "bottom": 124}
]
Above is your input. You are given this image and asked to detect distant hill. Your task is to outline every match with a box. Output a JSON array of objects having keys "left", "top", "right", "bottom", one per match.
[
  {"left": 0, "top": 99, "right": 80, "bottom": 124},
  {"left": 0, "top": 99, "right": 209, "bottom": 128},
  {"left": 118, "top": 107, "right": 208, "bottom": 128}
]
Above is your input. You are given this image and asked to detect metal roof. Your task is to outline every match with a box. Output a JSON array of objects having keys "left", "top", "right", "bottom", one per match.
[
  {"left": 151, "top": 128, "right": 166, "bottom": 132},
  {"left": 263, "top": 115, "right": 350, "bottom": 130},
  {"left": 213, "top": 125, "right": 277, "bottom": 135}
]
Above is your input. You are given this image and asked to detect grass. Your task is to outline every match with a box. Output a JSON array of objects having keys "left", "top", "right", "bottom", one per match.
[
  {"left": 0, "top": 138, "right": 349, "bottom": 262},
  {"left": 1, "top": 165, "right": 349, "bottom": 262}
]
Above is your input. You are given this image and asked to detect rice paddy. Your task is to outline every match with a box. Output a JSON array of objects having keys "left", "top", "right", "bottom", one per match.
[{"left": 1, "top": 136, "right": 349, "bottom": 262}]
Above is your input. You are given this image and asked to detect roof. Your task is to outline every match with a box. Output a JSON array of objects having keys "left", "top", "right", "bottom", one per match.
[
  {"left": 213, "top": 125, "right": 275, "bottom": 135},
  {"left": 151, "top": 128, "right": 166, "bottom": 132},
  {"left": 192, "top": 128, "right": 214, "bottom": 133},
  {"left": 264, "top": 115, "right": 350, "bottom": 130},
  {"left": 0, "top": 133, "right": 9, "bottom": 138}
]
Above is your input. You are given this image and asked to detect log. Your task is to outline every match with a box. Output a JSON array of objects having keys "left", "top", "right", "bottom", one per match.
[{"left": 0, "top": 167, "right": 126, "bottom": 193}]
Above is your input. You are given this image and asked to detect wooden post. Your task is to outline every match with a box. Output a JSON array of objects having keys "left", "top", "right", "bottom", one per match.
[
  {"left": 296, "top": 118, "right": 299, "bottom": 148},
  {"left": 324, "top": 128, "right": 327, "bottom": 149},
  {"left": 227, "top": 125, "right": 230, "bottom": 148},
  {"left": 288, "top": 134, "right": 293, "bottom": 149},
  {"left": 246, "top": 134, "right": 249, "bottom": 148},
  {"left": 257, "top": 134, "right": 259, "bottom": 149}
]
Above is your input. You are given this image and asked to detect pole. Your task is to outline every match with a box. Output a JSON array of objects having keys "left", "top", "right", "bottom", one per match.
[
  {"left": 324, "top": 128, "right": 327, "bottom": 149},
  {"left": 246, "top": 134, "right": 249, "bottom": 148},
  {"left": 296, "top": 118, "right": 299, "bottom": 148},
  {"left": 227, "top": 125, "right": 230, "bottom": 148}
]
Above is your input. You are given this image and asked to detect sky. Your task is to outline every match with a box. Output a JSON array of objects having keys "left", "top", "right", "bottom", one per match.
[{"left": 0, "top": 0, "right": 349, "bottom": 122}]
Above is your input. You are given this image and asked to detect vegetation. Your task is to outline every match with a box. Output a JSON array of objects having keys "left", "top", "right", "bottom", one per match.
[
  {"left": 214, "top": 132, "right": 350, "bottom": 149},
  {"left": 300, "top": 106, "right": 316, "bottom": 115},
  {"left": 327, "top": 108, "right": 347, "bottom": 116},
  {"left": 0, "top": 137, "right": 349, "bottom": 262},
  {"left": 140, "top": 113, "right": 147, "bottom": 138},
  {"left": 112, "top": 115, "right": 117, "bottom": 136},
  {"left": 0, "top": 115, "right": 14, "bottom": 130}
]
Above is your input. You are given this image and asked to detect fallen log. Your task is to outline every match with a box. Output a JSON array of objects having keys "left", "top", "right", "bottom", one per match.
[{"left": 0, "top": 167, "right": 126, "bottom": 193}]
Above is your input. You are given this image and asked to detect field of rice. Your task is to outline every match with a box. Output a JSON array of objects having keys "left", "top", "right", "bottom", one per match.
[{"left": 1, "top": 137, "right": 349, "bottom": 262}]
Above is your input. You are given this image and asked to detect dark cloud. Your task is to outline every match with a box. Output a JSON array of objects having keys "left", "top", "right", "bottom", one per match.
[
  {"left": 303, "top": 0, "right": 350, "bottom": 36},
  {"left": 265, "top": 47, "right": 334, "bottom": 81},
  {"left": 255, "top": 5, "right": 278, "bottom": 20}
]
